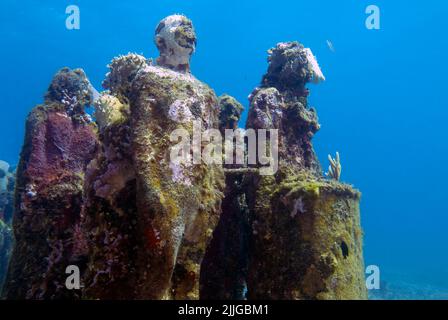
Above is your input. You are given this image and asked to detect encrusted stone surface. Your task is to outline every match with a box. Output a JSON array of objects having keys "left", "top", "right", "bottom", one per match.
[
  {"left": 200, "top": 97, "right": 248, "bottom": 300},
  {"left": 246, "top": 171, "right": 366, "bottom": 299},
  {"left": 130, "top": 63, "right": 224, "bottom": 300},
  {"left": 2, "top": 68, "right": 99, "bottom": 299},
  {"left": 82, "top": 42, "right": 224, "bottom": 298},
  {"left": 1, "top": 18, "right": 366, "bottom": 301},
  {"left": 244, "top": 41, "right": 367, "bottom": 300}
]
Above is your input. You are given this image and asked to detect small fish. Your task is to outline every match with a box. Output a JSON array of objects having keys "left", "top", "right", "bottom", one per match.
[{"left": 326, "top": 40, "right": 335, "bottom": 53}]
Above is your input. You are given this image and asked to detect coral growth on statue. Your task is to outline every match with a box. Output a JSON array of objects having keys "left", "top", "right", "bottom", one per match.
[
  {"left": 78, "top": 14, "right": 225, "bottom": 300},
  {"left": 1, "top": 15, "right": 366, "bottom": 300},
  {"left": 202, "top": 41, "right": 366, "bottom": 300},
  {"left": 2, "top": 68, "right": 99, "bottom": 299}
]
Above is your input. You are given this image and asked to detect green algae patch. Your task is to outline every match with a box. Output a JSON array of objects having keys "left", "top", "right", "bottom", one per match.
[{"left": 246, "top": 170, "right": 367, "bottom": 300}]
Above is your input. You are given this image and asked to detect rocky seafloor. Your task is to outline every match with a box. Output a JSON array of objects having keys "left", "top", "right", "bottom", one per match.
[{"left": 0, "top": 14, "right": 367, "bottom": 300}]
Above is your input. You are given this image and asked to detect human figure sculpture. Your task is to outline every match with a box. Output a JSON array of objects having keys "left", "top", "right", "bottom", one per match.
[{"left": 82, "top": 15, "right": 225, "bottom": 300}]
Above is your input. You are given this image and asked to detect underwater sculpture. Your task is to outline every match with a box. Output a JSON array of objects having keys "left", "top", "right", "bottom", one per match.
[
  {"left": 1, "top": 15, "right": 366, "bottom": 300},
  {"left": 0, "top": 161, "right": 11, "bottom": 193},
  {"left": 81, "top": 14, "right": 224, "bottom": 299},
  {"left": 0, "top": 160, "right": 15, "bottom": 291},
  {"left": 2, "top": 68, "right": 99, "bottom": 299},
  {"left": 200, "top": 96, "right": 250, "bottom": 300},
  {"left": 0, "top": 160, "right": 15, "bottom": 225},
  {"left": 243, "top": 42, "right": 366, "bottom": 299},
  {"left": 200, "top": 42, "right": 366, "bottom": 300}
]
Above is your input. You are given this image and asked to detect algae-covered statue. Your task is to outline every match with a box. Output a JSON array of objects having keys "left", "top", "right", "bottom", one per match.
[
  {"left": 154, "top": 14, "right": 197, "bottom": 73},
  {"left": 1, "top": 14, "right": 366, "bottom": 301},
  {"left": 201, "top": 42, "right": 367, "bottom": 300},
  {"left": 2, "top": 68, "right": 99, "bottom": 299},
  {"left": 244, "top": 42, "right": 367, "bottom": 299},
  {"left": 81, "top": 14, "right": 224, "bottom": 299}
]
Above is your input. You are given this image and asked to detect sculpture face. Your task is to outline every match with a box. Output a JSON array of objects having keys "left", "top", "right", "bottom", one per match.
[{"left": 155, "top": 15, "right": 196, "bottom": 72}]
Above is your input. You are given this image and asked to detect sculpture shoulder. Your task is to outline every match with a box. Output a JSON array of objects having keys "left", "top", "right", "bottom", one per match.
[
  {"left": 136, "top": 65, "right": 193, "bottom": 84},
  {"left": 134, "top": 65, "right": 215, "bottom": 97}
]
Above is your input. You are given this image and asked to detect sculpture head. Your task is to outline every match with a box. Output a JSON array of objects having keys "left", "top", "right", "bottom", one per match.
[
  {"left": 262, "top": 42, "right": 325, "bottom": 94},
  {"left": 0, "top": 160, "right": 10, "bottom": 192},
  {"left": 155, "top": 15, "right": 196, "bottom": 72},
  {"left": 45, "top": 68, "right": 92, "bottom": 105}
]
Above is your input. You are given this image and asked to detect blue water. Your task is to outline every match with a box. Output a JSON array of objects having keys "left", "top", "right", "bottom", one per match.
[{"left": 1, "top": 0, "right": 447, "bottom": 297}]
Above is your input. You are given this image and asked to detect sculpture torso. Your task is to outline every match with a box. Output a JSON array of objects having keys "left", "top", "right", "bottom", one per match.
[{"left": 128, "top": 64, "right": 224, "bottom": 299}]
